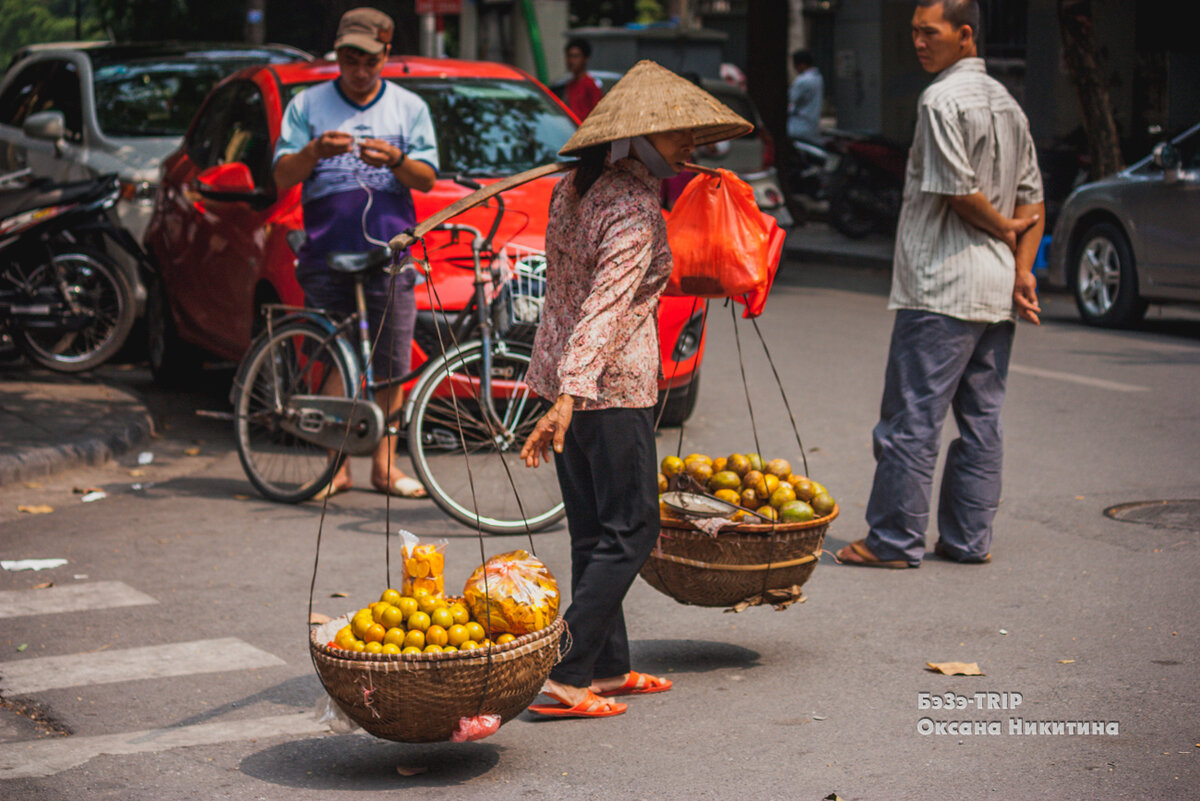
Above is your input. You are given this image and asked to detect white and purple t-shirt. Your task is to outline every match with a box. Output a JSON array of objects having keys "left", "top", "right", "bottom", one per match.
[{"left": 274, "top": 79, "right": 439, "bottom": 269}]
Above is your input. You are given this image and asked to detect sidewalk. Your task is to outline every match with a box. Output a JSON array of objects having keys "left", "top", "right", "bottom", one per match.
[
  {"left": 783, "top": 219, "right": 894, "bottom": 269},
  {"left": 0, "top": 370, "right": 154, "bottom": 486}
]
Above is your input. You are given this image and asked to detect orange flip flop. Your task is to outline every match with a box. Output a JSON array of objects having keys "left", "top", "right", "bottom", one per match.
[
  {"left": 527, "top": 690, "right": 627, "bottom": 718},
  {"left": 835, "top": 539, "right": 912, "bottom": 569},
  {"left": 595, "top": 670, "right": 673, "bottom": 697}
]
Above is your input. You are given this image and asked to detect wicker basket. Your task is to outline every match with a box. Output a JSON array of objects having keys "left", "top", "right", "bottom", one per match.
[
  {"left": 639, "top": 504, "right": 837, "bottom": 608},
  {"left": 310, "top": 616, "right": 565, "bottom": 743}
]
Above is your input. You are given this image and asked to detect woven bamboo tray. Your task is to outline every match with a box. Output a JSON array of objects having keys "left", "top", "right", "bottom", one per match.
[
  {"left": 310, "top": 615, "right": 564, "bottom": 742},
  {"left": 639, "top": 504, "right": 837, "bottom": 608}
]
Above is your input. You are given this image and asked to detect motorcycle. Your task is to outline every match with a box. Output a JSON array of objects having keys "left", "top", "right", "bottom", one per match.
[
  {"left": 0, "top": 172, "right": 140, "bottom": 372},
  {"left": 824, "top": 131, "right": 908, "bottom": 239}
]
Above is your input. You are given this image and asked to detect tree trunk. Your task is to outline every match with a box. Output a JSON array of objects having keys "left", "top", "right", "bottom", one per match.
[{"left": 1057, "top": 0, "right": 1123, "bottom": 180}]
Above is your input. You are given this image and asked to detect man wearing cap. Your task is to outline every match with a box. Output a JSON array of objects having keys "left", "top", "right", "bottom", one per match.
[
  {"left": 519, "top": 61, "right": 753, "bottom": 719},
  {"left": 274, "top": 7, "right": 439, "bottom": 500}
]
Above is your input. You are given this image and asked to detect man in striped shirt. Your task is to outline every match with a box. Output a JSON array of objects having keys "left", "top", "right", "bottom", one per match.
[{"left": 838, "top": 0, "right": 1045, "bottom": 568}]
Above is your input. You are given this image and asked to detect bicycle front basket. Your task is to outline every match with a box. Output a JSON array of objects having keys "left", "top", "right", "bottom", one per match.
[{"left": 496, "top": 245, "right": 547, "bottom": 342}]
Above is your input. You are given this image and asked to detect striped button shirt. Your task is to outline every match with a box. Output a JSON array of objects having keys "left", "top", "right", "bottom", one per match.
[{"left": 889, "top": 57, "right": 1043, "bottom": 322}]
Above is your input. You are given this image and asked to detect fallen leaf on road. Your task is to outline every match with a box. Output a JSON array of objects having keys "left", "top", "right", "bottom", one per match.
[
  {"left": 309, "top": 613, "right": 332, "bottom": 625},
  {"left": 824, "top": 794, "right": 845, "bottom": 801},
  {"left": 129, "top": 469, "right": 147, "bottom": 477},
  {"left": 22, "top": 482, "right": 41, "bottom": 489},
  {"left": 330, "top": 592, "right": 349, "bottom": 598},
  {"left": 396, "top": 766, "right": 428, "bottom": 776},
  {"left": 33, "top": 581, "right": 54, "bottom": 590},
  {"left": 17, "top": 644, "right": 27, "bottom": 652},
  {"left": 73, "top": 486, "right": 104, "bottom": 494},
  {"left": 184, "top": 447, "right": 201, "bottom": 456},
  {"left": 1058, "top": 659, "right": 1075, "bottom": 664},
  {"left": 926, "top": 661, "right": 985, "bottom": 676},
  {"left": 233, "top": 494, "right": 252, "bottom": 500},
  {"left": 17, "top": 505, "right": 54, "bottom": 515}
]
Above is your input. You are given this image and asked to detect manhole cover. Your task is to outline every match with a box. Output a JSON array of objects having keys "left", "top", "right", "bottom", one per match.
[{"left": 1103, "top": 500, "right": 1200, "bottom": 532}]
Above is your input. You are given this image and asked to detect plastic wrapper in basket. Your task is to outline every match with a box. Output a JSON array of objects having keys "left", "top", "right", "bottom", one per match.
[
  {"left": 310, "top": 615, "right": 565, "bottom": 743},
  {"left": 640, "top": 504, "right": 837, "bottom": 610}
]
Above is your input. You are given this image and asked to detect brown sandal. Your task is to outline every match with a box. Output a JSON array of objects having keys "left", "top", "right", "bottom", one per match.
[{"left": 835, "top": 539, "right": 912, "bottom": 569}]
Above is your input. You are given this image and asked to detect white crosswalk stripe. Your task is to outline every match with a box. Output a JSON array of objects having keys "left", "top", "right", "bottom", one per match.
[
  {"left": 0, "top": 580, "right": 157, "bottom": 619},
  {"left": 0, "top": 713, "right": 327, "bottom": 780},
  {"left": 0, "top": 637, "right": 287, "bottom": 695}
]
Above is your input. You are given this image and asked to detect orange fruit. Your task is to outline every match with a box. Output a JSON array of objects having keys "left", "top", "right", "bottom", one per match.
[
  {"left": 417, "top": 594, "right": 440, "bottom": 615},
  {"left": 747, "top": 453, "right": 764, "bottom": 472},
  {"left": 426, "top": 625, "right": 449, "bottom": 647},
  {"left": 384, "top": 627, "right": 407, "bottom": 647},
  {"left": 658, "top": 472, "right": 669, "bottom": 493},
  {"left": 381, "top": 642, "right": 401, "bottom": 654},
  {"left": 792, "top": 478, "right": 816, "bottom": 502},
  {"left": 756, "top": 505, "right": 779, "bottom": 522},
  {"left": 811, "top": 491, "right": 835, "bottom": 517},
  {"left": 430, "top": 607, "right": 454, "bottom": 630},
  {"left": 465, "top": 621, "right": 486, "bottom": 642},
  {"left": 423, "top": 644, "right": 443, "bottom": 654},
  {"left": 371, "top": 603, "right": 392, "bottom": 624},
  {"left": 401, "top": 646, "right": 422, "bottom": 655},
  {"left": 407, "top": 611, "right": 431, "bottom": 632},
  {"left": 442, "top": 645, "right": 458, "bottom": 653},
  {"left": 713, "top": 488, "right": 741, "bottom": 506},
  {"left": 686, "top": 461, "right": 713, "bottom": 485},
  {"left": 780, "top": 500, "right": 815, "bottom": 522},
  {"left": 661, "top": 455, "right": 684, "bottom": 477},
  {"left": 763, "top": 474, "right": 780, "bottom": 499},
  {"left": 449, "top": 603, "right": 470, "bottom": 625},
  {"left": 495, "top": 633, "right": 516, "bottom": 645},
  {"left": 769, "top": 484, "right": 797, "bottom": 509},
  {"left": 726, "top": 453, "right": 751, "bottom": 477},
  {"left": 347, "top": 639, "right": 366, "bottom": 652},
  {"left": 364, "top": 623, "right": 386, "bottom": 644},
  {"left": 334, "top": 626, "right": 356, "bottom": 649},
  {"left": 403, "top": 629, "right": 426, "bottom": 650},
  {"left": 709, "top": 470, "right": 741, "bottom": 492},
  {"left": 364, "top": 641, "right": 384, "bottom": 654},
  {"left": 381, "top": 605, "right": 406, "bottom": 630},
  {"left": 461, "top": 640, "right": 479, "bottom": 650},
  {"left": 447, "top": 624, "right": 469, "bottom": 647},
  {"left": 712, "top": 456, "right": 727, "bottom": 473},
  {"left": 379, "top": 588, "right": 402, "bottom": 605},
  {"left": 396, "top": 596, "right": 419, "bottom": 618},
  {"left": 740, "top": 488, "right": 759, "bottom": 510},
  {"left": 351, "top": 615, "right": 373, "bottom": 640},
  {"left": 742, "top": 469, "right": 763, "bottom": 490},
  {"left": 766, "top": 458, "right": 792, "bottom": 478}
]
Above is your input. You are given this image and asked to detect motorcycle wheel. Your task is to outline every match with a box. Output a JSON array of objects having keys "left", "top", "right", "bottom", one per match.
[
  {"left": 17, "top": 247, "right": 135, "bottom": 373},
  {"left": 827, "top": 159, "right": 878, "bottom": 240}
]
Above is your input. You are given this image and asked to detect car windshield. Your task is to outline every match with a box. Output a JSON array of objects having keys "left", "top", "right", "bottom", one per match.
[
  {"left": 287, "top": 77, "right": 576, "bottom": 177},
  {"left": 94, "top": 56, "right": 296, "bottom": 137}
]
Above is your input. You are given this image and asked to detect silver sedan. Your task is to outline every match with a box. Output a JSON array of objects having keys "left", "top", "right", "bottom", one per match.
[{"left": 1046, "top": 122, "right": 1200, "bottom": 327}]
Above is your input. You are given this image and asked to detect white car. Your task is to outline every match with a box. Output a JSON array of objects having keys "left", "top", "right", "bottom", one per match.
[{"left": 0, "top": 41, "right": 311, "bottom": 310}]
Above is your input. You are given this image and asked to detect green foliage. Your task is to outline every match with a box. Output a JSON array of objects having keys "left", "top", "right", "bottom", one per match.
[
  {"left": 634, "top": 0, "right": 665, "bottom": 24},
  {"left": 0, "top": 0, "right": 103, "bottom": 69}
]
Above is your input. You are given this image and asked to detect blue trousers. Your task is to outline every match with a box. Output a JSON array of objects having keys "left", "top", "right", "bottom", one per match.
[
  {"left": 550, "top": 407, "right": 660, "bottom": 687},
  {"left": 865, "top": 310, "right": 1015, "bottom": 565}
]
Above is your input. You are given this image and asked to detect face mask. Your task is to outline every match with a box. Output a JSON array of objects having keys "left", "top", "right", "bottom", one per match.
[{"left": 610, "top": 136, "right": 678, "bottom": 179}]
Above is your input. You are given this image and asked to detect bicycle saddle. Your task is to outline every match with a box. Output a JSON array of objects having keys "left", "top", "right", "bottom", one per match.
[{"left": 326, "top": 247, "right": 392, "bottom": 274}]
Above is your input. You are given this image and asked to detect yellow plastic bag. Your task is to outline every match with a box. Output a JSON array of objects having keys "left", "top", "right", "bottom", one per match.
[
  {"left": 399, "top": 530, "right": 447, "bottom": 598},
  {"left": 462, "top": 550, "right": 559, "bottom": 637}
]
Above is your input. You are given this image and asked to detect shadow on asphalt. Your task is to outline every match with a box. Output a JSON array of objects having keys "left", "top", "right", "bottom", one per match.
[
  {"left": 627, "top": 638, "right": 761, "bottom": 674},
  {"left": 240, "top": 733, "right": 502, "bottom": 789}
]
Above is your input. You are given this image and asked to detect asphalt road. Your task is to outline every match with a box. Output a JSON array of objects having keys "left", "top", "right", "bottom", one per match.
[{"left": 1, "top": 259, "right": 1198, "bottom": 800}]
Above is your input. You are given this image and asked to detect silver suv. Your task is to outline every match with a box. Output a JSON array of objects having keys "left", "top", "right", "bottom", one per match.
[{"left": 0, "top": 42, "right": 310, "bottom": 310}]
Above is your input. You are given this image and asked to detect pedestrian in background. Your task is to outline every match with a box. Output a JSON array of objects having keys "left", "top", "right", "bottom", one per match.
[
  {"left": 520, "top": 61, "right": 752, "bottom": 718},
  {"left": 786, "top": 49, "right": 824, "bottom": 145},
  {"left": 273, "top": 7, "right": 439, "bottom": 500},
  {"left": 563, "top": 37, "right": 603, "bottom": 120},
  {"left": 837, "top": 0, "right": 1044, "bottom": 568}
]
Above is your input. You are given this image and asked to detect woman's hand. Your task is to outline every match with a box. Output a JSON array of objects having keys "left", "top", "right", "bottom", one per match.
[{"left": 521, "top": 394, "right": 575, "bottom": 468}]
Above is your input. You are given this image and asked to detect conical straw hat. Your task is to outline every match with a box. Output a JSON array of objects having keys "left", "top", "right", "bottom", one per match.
[{"left": 558, "top": 60, "right": 753, "bottom": 157}]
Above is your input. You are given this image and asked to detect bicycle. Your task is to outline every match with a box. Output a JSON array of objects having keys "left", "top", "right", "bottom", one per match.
[{"left": 230, "top": 178, "right": 566, "bottom": 533}]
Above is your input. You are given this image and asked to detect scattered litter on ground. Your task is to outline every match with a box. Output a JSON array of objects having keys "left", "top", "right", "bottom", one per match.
[
  {"left": 396, "top": 765, "right": 428, "bottom": 777},
  {"left": 32, "top": 581, "right": 53, "bottom": 589},
  {"left": 926, "top": 661, "right": 985, "bottom": 676},
  {"left": 330, "top": 591, "right": 349, "bottom": 598},
  {"left": 22, "top": 482, "right": 41, "bottom": 489},
  {"left": 137, "top": 451, "right": 154, "bottom": 465},
  {"left": 309, "top": 613, "right": 332, "bottom": 625},
  {"left": 999, "top": 629, "right": 1009, "bottom": 635},
  {"left": 129, "top": 469, "right": 147, "bottom": 477},
  {"left": 16, "top": 505, "right": 54, "bottom": 515},
  {"left": 2, "top": 558, "right": 67, "bottom": 571},
  {"left": 80, "top": 491, "right": 106, "bottom": 503},
  {"left": 1058, "top": 659, "right": 1075, "bottom": 664},
  {"left": 16, "top": 644, "right": 27, "bottom": 652},
  {"left": 184, "top": 447, "right": 201, "bottom": 456}
]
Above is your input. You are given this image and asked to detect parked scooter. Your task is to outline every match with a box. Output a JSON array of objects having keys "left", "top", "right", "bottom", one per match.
[
  {"left": 0, "top": 172, "right": 140, "bottom": 372},
  {"left": 824, "top": 131, "right": 908, "bottom": 239}
]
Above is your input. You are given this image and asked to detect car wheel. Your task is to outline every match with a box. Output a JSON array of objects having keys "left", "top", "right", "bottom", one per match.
[
  {"left": 146, "top": 274, "right": 204, "bottom": 387},
  {"left": 1071, "top": 221, "right": 1147, "bottom": 328}
]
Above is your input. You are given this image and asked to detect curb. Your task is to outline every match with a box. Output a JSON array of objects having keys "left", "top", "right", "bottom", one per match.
[{"left": 0, "top": 385, "right": 155, "bottom": 487}]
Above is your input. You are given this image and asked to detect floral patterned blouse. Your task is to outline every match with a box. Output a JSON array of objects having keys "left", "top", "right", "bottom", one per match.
[{"left": 527, "top": 158, "right": 673, "bottom": 410}]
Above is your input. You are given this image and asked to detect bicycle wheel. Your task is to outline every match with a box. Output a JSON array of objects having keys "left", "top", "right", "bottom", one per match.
[
  {"left": 234, "top": 321, "right": 354, "bottom": 503},
  {"left": 17, "top": 247, "right": 135, "bottom": 373},
  {"left": 408, "top": 340, "right": 565, "bottom": 534}
]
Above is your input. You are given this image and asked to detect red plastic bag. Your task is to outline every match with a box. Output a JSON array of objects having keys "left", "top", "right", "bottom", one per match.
[
  {"left": 735, "top": 213, "right": 786, "bottom": 318},
  {"left": 665, "top": 168, "right": 772, "bottom": 298}
]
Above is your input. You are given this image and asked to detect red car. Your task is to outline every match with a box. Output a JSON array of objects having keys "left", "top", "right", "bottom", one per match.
[{"left": 144, "top": 56, "right": 706, "bottom": 424}]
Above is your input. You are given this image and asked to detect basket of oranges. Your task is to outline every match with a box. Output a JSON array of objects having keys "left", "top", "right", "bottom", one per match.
[
  {"left": 641, "top": 452, "right": 837, "bottom": 609},
  {"left": 309, "top": 549, "right": 564, "bottom": 743}
]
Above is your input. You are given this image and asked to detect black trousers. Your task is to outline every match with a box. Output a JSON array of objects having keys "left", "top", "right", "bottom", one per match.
[{"left": 549, "top": 407, "right": 660, "bottom": 687}]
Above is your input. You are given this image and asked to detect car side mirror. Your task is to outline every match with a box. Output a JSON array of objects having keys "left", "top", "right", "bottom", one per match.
[
  {"left": 1153, "top": 142, "right": 1181, "bottom": 183},
  {"left": 24, "top": 111, "right": 67, "bottom": 157}
]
